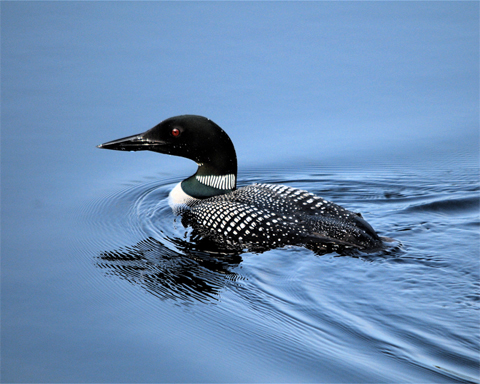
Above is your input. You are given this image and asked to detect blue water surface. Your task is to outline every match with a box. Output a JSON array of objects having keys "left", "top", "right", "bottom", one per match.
[{"left": 2, "top": 2, "right": 479, "bottom": 383}]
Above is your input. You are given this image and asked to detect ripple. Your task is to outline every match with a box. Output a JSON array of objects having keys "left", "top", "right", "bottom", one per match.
[
  {"left": 79, "top": 176, "right": 248, "bottom": 306},
  {"left": 404, "top": 195, "right": 480, "bottom": 215},
  {"left": 78, "top": 166, "right": 479, "bottom": 382},
  {"left": 95, "top": 237, "right": 243, "bottom": 305}
]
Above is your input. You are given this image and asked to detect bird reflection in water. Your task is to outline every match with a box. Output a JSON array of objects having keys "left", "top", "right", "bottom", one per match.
[{"left": 96, "top": 236, "right": 244, "bottom": 305}]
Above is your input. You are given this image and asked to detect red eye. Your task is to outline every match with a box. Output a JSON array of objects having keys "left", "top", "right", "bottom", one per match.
[{"left": 171, "top": 128, "right": 181, "bottom": 137}]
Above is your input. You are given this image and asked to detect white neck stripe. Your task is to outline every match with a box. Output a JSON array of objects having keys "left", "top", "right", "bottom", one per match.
[{"left": 196, "top": 174, "right": 235, "bottom": 190}]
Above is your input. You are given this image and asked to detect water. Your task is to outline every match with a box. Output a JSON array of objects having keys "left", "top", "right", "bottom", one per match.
[
  {"left": 2, "top": 2, "right": 479, "bottom": 383},
  {"left": 77, "top": 160, "right": 478, "bottom": 383}
]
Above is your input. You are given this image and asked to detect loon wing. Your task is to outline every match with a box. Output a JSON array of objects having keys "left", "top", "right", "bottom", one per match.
[
  {"left": 185, "top": 183, "right": 382, "bottom": 252},
  {"left": 302, "top": 232, "right": 363, "bottom": 248}
]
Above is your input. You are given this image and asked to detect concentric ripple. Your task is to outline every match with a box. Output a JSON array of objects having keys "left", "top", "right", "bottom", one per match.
[
  {"left": 78, "top": 165, "right": 479, "bottom": 382},
  {"left": 82, "top": 176, "right": 244, "bottom": 305}
]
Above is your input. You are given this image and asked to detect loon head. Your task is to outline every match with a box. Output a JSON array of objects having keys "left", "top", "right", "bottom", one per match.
[{"left": 98, "top": 115, "right": 237, "bottom": 198}]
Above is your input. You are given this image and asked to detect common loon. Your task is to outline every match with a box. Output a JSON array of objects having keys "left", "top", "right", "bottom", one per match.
[{"left": 98, "top": 115, "right": 384, "bottom": 254}]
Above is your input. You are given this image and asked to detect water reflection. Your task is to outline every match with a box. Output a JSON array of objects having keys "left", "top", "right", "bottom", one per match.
[{"left": 96, "top": 237, "right": 244, "bottom": 304}]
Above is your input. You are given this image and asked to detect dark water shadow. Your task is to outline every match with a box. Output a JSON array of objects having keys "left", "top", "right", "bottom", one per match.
[
  {"left": 95, "top": 234, "right": 404, "bottom": 306},
  {"left": 95, "top": 237, "right": 244, "bottom": 305}
]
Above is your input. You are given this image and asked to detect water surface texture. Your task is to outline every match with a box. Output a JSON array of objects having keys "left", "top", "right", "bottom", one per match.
[{"left": 2, "top": 2, "right": 479, "bottom": 383}]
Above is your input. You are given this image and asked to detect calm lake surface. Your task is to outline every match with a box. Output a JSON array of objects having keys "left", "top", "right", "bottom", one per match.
[{"left": 2, "top": 2, "right": 479, "bottom": 383}]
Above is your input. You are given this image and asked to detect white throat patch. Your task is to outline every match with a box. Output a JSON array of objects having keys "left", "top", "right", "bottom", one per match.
[{"left": 168, "top": 182, "right": 198, "bottom": 211}]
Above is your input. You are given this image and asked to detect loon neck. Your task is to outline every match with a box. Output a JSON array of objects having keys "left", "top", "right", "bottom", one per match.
[{"left": 181, "top": 163, "right": 237, "bottom": 199}]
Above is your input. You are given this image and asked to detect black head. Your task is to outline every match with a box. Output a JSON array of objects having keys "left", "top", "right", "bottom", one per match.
[{"left": 98, "top": 115, "right": 237, "bottom": 177}]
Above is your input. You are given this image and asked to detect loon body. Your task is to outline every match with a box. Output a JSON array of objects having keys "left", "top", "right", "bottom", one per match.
[{"left": 98, "top": 115, "right": 383, "bottom": 253}]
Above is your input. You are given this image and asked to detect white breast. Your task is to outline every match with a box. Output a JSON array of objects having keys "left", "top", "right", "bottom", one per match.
[{"left": 168, "top": 182, "right": 198, "bottom": 212}]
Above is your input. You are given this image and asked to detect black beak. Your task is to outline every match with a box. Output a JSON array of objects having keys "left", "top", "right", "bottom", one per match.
[{"left": 97, "top": 133, "right": 164, "bottom": 152}]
